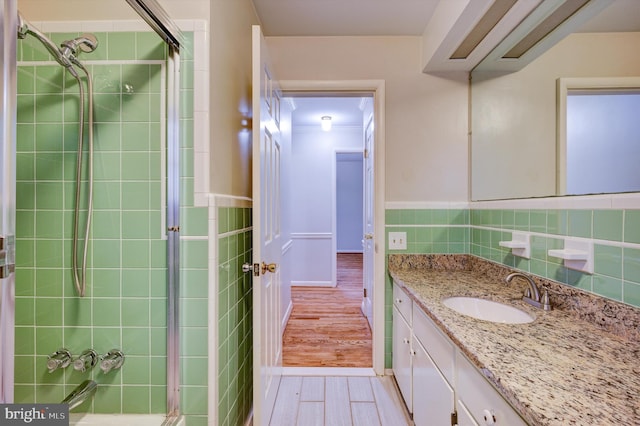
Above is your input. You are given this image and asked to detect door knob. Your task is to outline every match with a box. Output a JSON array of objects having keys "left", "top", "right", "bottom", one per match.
[{"left": 261, "top": 262, "right": 277, "bottom": 274}]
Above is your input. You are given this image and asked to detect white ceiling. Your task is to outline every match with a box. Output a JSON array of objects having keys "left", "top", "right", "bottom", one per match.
[
  {"left": 252, "top": 0, "right": 640, "bottom": 37},
  {"left": 270, "top": 0, "right": 640, "bottom": 129},
  {"left": 251, "top": 0, "right": 440, "bottom": 37},
  {"left": 289, "top": 96, "right": 367, "bottom": 129}
]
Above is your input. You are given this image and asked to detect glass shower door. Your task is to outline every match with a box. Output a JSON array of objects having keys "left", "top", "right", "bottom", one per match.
[{"left": 0, "top": 0, "right": 18, "bottom": 404}]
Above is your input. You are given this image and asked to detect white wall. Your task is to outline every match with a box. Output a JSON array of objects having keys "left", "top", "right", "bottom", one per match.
[
  {"left": 337, "top": 153, "right": 364, "bottom": 253},
  {"left": 210, "top": 1, "right": 259, "bottom": 197},
  {"left": 266, "top": 36, "right": 469, "bottom": 203},
  {"left": 289, "top": 126, "right": 362, "bottom": 286},
  {"left": 18, "top": 0, "right": 209, "bottom": 22}
]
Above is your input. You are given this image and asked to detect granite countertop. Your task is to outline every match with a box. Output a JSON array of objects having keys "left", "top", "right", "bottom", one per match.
[{"left": 388, "top": 255, "right": 640, "bottom": 426}]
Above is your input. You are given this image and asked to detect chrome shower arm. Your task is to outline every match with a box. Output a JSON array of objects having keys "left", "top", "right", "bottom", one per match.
[{"left": 17, "top": 13, "right": 78, "bottom": 77}]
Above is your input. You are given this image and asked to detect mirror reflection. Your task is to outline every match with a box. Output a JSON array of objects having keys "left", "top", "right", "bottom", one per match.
[{"left": 470, "top": 2, "right": 640, "bottom": 201}]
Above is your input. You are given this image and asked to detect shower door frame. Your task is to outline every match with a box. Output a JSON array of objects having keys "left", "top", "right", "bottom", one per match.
[
  {"left": 0, "top": 0, "right": 17, "bottom": 404},
  {"left": 125, "top": 0, "right": 184, "bottom": 421}
]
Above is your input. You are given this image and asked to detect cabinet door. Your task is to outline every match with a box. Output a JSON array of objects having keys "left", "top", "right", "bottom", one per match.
[
  {"left": 457, "top": 400, "right": 480, "bottom": 426},
  {"left": 412, "top": 336, "right": 455, "bottom": 426},
  {"left": 457, "top": 353, "right": 527, "bottom": 426},
  {"left": 392, "top": 306, "right": 412, "bottom": 412}
]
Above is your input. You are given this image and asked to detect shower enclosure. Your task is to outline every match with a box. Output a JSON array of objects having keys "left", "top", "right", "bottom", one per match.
[{"left": 0, "top": 0, "right": 185, "bottom": 422}]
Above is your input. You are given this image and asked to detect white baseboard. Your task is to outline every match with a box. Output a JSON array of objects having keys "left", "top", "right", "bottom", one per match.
[
  {"left": 281, "top": 367, "right": 375, "bottom": 376},
  {"left": 291, "top": 280, "right": 335, "bottom": 287},
  {"left": 282, "top": 300, "right": 293, "bottom": 331}
]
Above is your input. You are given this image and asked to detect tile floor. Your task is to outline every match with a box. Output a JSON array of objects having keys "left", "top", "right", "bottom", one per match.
[{"left": 269, "top": 375, "right": 411, "bottom": 426}]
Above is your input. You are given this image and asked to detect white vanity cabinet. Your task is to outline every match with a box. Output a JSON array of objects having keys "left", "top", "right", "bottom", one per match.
[
  {"left": 391, "top": 283, "right": 528, "bottom": 426},
  {"left": 392, "top": 284, "right": 413, "bottom": 412}
]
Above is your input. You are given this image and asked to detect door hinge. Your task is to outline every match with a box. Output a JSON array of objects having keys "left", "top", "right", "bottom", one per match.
[
  {"left": 363, "top": 288, "right": 367, "bottom": 298},
  {"left": 451, "top": 411, "right": 458, "bottom": 426},
  {"left": 364, "top": 149, "right": 369, "bottom": 158}
]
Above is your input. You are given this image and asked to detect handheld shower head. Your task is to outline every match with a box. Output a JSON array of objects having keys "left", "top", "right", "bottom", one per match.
[
  {"left": 60, "top": 34, "right": 99, "bottom": 69},
  {"left": 61, "top": 34, "right": 99, "bottom": 55}
]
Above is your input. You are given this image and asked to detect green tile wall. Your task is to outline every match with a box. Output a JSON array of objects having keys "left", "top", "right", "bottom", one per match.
[
  {"left": 14, "top": 29, "right": 206, "bottom": 418},
  {"left": 384, "top": 209, "right": 469, "bottom": 368},
  {"left": 384, "top": 206, "right": 640, "bottom": 368},
  {"left": 217, "top": 207, "right": 253, "bottom": 426},
  {"left": 470, "top": 208, "right": 640, "bottom": 307}
]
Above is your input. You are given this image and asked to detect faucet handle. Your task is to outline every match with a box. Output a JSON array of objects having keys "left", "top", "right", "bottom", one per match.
[
  {"left": 73, "top": 349, "right": 98, "bottom": 372},
  {"left": 47, "top": 348, "right": 72, "bottom": 373},
  {"left": 542, "top": 289, "right": 552, "bottom": 311},
  {"left": 100, "top": 349, "right": 125, "bottom": 374}
]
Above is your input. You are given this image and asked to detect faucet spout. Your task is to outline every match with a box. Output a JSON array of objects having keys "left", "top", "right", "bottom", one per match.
[
  {"left": 505, "top": 272, "right": 551, "bottom": 310},
  {"left": 506, "top": 272, "right": 540, "bottom": 301},
  {"left": 62, "top": 380, "right": 97, "bottom": 410}
]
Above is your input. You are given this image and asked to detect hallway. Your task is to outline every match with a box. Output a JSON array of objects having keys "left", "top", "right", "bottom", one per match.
[{"left": 282, "top": 253, "right": 372, "bottom": 367}]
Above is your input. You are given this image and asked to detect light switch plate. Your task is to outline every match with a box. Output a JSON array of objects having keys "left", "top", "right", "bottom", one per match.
[{"left": 388, "top": 232, "right": 407, "bottom": 250}]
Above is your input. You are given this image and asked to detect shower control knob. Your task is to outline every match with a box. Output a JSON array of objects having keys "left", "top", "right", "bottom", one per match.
[
  {"left": 73, "top": 349, "right": 98, "bottom": 372},
  {"left": 46, "top": 348, "right": 72, "bottom": 373},
  {"left": 100, "top": 349, "right": 125, "bottom": 374}
]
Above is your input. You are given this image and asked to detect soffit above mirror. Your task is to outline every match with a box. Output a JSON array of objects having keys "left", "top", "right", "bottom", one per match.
[{"left": 422, "top": 0, "right": 617, "bottom": 74}]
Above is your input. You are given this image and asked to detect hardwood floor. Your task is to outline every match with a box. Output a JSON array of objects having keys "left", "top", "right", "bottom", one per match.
[
  {"left": 282, "top": 253, "right": 372, "bottom": 367},
  {"left": 269, "top": 376, "right": 411, "bottom": 426}
]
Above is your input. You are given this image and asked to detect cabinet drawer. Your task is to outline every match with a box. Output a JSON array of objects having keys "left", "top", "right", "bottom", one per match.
[
  {"left": 456, "top": 352, "right": 527, "bottom": 426},
  {"left": 412, "top": 304, "right": 455, "bottom": 385},
  {"left": 393, "top": 283, "right": 412, "bottom": 323}
]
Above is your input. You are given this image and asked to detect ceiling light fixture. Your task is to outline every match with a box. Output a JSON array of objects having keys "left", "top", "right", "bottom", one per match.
[
  {"left": 321, "top": 115, "right": 332, "bottom": 131},
  {"left": 450, "top": 0, "right": 518, "bottom": 60},
  {"left": 502, "top": 0, "right": 590, "bottom": 59}
]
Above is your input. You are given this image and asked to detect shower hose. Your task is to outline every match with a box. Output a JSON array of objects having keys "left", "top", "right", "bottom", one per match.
[{"left": 70, "top": 63, "right": 94, "bottom": 298}]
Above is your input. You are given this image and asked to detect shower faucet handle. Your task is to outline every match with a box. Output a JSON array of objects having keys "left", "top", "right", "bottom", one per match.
[
  {"left": 46, "top": 348, "right": 72, "bottom": 373},
  {"left": 100, "top": 349, "right": 125, "bottom": 374},
  {"left": 73, "top": 349, "right": 99, "bottom": 372}
]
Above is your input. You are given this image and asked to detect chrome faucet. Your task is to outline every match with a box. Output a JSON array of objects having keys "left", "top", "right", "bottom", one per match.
[
  {"left": 505, "top": 272, "right": 551, "bottom": 311},
  {"left": 62, "top": 380, "right": 97, "bottom": 410}
]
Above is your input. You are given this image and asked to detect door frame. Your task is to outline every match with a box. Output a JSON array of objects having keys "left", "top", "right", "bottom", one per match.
[
  {"left": 334, "top": 149, "right": 365, "bottom": 257},
  {"left": 281, "top": 80, "right": 386, "bottom": 375}
]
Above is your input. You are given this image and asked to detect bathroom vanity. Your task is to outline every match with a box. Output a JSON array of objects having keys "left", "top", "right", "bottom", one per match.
[{"left": 388, "top": 254, "right": 640, "bottom": 426}]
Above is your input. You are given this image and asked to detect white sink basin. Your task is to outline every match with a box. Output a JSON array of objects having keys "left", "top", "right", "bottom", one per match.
[{"left": 442, "top": 297, "right": 535, "bottom": 324}]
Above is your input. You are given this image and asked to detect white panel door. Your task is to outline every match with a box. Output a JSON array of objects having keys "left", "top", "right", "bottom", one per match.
[
  {"left": 362, "top": 114, "right": 374, "bottom": 327},
  {"left": 252, "top": 25, "right": 282, "bottom": 426}
]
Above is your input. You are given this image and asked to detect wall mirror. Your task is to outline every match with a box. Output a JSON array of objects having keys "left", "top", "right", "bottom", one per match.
[{"left": 470, "top": 1, "right": 640, "bottom": 201}]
